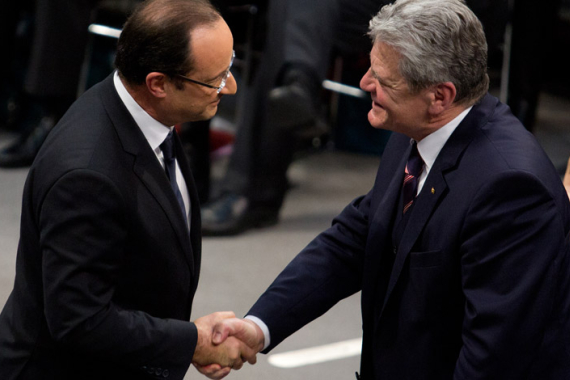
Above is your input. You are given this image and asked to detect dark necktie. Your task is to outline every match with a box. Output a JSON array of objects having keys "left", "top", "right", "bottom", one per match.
[
  {"left": 402, "top": 142, "right": 424, "bottom": 214},
  {"left": 160, "top": 131, "right": 188, "bottom": 225}
]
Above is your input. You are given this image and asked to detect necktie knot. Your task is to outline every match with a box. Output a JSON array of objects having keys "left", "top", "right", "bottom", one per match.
[
  {"left": 406, "top": 143, "right": 424, "bottom": 177},
  {"left": 160, "top": 131, "right": 175, "bottom": 163}
]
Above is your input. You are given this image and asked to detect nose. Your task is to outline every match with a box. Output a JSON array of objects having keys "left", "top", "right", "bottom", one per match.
[
  {"left": 221, "top": 72, "right": 237, "bottom": 95},
  {"left": 360, "top": 68, "right": 374, "bottom": 93}
]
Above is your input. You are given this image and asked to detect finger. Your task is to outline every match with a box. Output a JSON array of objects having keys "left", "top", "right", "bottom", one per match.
[
  {"left": 194, "top": 363, "right": 222, "bottom": 372},
  {"left": 230, "top": 344, "right": 245, "bottom": 369},
  {"left": 222, "top": 336, "right": 248, "bottom": 369},
  {"left": 210, "top": 367, "right": 231, "bottom": 380},
  {"left": 239, "top": 342, "right": 258, "bottom": 365},
  {"left": 212, "top": 311, "right": 236, "bottom": 321},
  {"left": 193, "top": 363, "right": 231, "bottom": 380},
  {"left": 246, "top": 353, "right": 258, "bottom": 365},
  {"left": 232, "top": 359, "right": 244, "bottom": 371}
]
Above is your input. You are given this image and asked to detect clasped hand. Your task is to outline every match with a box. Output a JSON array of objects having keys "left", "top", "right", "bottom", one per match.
[{"left": 192, "top": 312, "right": 264, "bottom": 379}]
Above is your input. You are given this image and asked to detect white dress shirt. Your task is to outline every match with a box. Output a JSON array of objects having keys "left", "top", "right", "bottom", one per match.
[
  {"left": 415, "top": 106, "right": 472, "bottom": 195},
  {"left": 113, "top": 71, "right": 191, "bottom": 229}
]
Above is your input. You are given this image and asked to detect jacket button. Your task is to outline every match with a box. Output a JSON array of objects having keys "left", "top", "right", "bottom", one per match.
[
  {"left": 393, "top": 246, "right": 397, "bottom": 255},
  {"left": 162, "top": 369, "right": 170, "bottom": 378}
]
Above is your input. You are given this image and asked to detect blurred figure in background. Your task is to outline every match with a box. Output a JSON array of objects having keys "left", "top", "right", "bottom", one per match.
[
  {"left": 0, "top": 0, "right": 101, "bottom": 168},
  {"left": 506, "top": 0, "right": 563, "bottom": 132},
  {"left": 202, "top": 0, "right": 389, "bottom": 236}
]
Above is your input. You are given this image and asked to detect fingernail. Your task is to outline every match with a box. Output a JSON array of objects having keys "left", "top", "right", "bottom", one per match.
[{"left": 213, "top": 332, "right": 222, "bottom": 344}]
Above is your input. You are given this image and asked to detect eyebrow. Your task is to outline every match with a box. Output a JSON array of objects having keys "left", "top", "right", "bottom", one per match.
[
  {"left": 370, "top": 67, "right": 384, "bottom": 84},
  {"left": 370, "top": 65, "right": 398, "bottom": 90},
  {"left": 203, "top": 56, "right": 233, "bottom": 83},
  {"left": 203, "top": 68, "right": 228, "bottom": 83}
]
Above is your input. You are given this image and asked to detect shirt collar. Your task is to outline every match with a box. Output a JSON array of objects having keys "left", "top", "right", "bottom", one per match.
[
  {"left": 113, "top": 71, "right": 173, "bottom": 152},
  {"left": 416, "top": 106, "right": 472, "bottom": 172}
]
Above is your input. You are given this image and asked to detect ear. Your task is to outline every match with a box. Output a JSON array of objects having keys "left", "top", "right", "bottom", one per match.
[
  {"left": 428, "top": 82, "right": 456, "bottom": 115},
  {"left": 145, "top": 72, "right": 168, "bottom": 99}
]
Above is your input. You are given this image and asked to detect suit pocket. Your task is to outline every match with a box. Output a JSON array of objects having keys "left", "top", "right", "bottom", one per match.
[{"left": 409, "top": 250, "right": 442, "bottom": 268}]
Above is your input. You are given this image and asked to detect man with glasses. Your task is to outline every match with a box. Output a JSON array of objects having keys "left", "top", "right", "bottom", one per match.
[{"left": 0, "top": 1, "right": 257, "bottom": 379}]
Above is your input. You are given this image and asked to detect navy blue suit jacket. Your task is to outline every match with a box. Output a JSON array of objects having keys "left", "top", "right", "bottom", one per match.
[
  {"left": 0, "top": 74, "right": 201, "bottom": 380},
  {"left": 248, "top": 94, "right": 570, "bottom": 379}
]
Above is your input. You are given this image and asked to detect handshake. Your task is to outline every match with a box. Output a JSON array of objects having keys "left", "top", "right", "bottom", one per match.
[{"left": 192, "top": 312, "right": 265, "bottom": 379}]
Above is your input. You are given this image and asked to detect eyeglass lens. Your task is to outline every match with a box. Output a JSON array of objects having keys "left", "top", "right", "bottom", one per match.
[{"left": 217, "top": 50, "right": 235, "bottom": 93}]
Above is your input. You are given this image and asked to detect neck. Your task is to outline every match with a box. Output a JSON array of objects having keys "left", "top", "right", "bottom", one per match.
[
  {"left": 414, "top": 104, "right": 467, "bottom": 141},
  {"left": 119, "top": 75, "right": 166, "bottom": 125}
]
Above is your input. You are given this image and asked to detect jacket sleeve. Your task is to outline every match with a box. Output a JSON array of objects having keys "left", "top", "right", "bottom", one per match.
[
  {"left": 39, "top": 169, "right": 196, "bottom": 380},
  {"left": 247, "top": 191, "right": 372, "bottom": 352},
  {"left": 455, "top": 170, "right": 568, "bottom": 379}
]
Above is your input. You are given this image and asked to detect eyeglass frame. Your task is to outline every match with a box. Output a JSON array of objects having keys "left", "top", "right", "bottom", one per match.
[{"left": 173, "top": 50, "right": 235, "bottom": 94}]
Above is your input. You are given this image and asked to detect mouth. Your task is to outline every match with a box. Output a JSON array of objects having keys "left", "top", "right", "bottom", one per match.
[{"left": 372, "top": 99, "right": 383, "bottom": 109}]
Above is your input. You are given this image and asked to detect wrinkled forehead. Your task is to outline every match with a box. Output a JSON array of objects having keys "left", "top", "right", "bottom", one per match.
[{"left": 370, "top": 42, "right": 402, "bottom": 75}]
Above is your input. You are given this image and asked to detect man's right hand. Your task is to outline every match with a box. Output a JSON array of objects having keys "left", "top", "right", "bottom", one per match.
[
  {"left": 212, "top": 317, "right": 265, "bottom": 352},
  {"left": 192, "top": 312, "right": 259, "bottom": 379},
  {"left": 193, "top": 315, "right": 265, "bottom": 379}
]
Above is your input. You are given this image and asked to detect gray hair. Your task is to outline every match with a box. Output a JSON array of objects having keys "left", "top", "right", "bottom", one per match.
[{"left": 368, "top": 0, "right": 489, "bottom": 105}]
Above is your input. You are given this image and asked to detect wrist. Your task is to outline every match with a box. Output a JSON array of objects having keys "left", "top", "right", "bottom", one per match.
[{"left": 242, "top": 318, "right": 265, "bottom": 352}]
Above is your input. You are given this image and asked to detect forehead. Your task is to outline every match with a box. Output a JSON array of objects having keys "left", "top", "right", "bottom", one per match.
[
  {"left": 188, "top": 18, "right": 234, "bottom": 75},
  {"left": 370, "top": 42, "right": 402, "bottom": 77}
]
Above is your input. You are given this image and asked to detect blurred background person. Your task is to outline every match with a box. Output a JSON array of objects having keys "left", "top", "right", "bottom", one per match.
[
  {"left": 202, "top": 0, "right": 390, "bottom": 236},
  {"left": 0, "top": 0, "right": 101, "bottom": 168}
]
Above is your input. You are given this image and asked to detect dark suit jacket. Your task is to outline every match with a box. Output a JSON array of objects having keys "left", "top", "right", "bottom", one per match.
[
  {"left": 0, "top": 74, "right": 202, "bottom": 380},
  {"left": 248, "top": 94, "right": 570, "bottom": 379}
]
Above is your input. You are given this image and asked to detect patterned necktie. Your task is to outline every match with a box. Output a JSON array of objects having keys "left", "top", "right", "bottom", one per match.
[
  {"left": 160, "top": 131, "right": 188, "bottom": 225},
  {"left": 402, "top": 142, "right": 424, "bottom": 214}
]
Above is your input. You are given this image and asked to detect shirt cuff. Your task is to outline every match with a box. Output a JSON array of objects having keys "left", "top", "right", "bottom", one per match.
[{"left": 244, "top": 315, "right": 271, "bottom": 351}]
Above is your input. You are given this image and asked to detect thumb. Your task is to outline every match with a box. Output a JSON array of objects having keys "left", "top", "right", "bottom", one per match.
[
  {"left": 212, "top": 318, "right": 239, "bottom": 345},
  {"left": 214, "top": 318, "right": 263, "bottom": 351}
]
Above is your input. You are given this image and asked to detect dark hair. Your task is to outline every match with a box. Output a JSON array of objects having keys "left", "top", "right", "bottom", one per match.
[{"left": 115, "top": 0, "right": 221, "bottom": 85}]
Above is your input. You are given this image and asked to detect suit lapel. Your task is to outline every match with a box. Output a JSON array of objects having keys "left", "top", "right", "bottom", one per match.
[
  {"left": 134, "top": 161, "right": 195, "bottom": 271},
  {"left": 368, "top": 143, "right": 410, "bottom": 271},
  {"left": 379, "top": 170, "right": 448, "bottom": 316},
  {"left": 98, "top": 75, "right": 196, "bottom": 275},
  {"left": 361, "top": 139, "right": 411, "bottom": 320},
  {"left": 377, "top": 94, "right": 497, "bottom": 317}
]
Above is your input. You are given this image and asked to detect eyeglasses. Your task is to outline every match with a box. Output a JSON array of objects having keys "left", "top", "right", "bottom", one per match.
[{"left": 175, "top": 50, "right": 235, "bottom": 94}]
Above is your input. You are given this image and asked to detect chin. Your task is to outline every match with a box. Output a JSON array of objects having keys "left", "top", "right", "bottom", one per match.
[
  {"left": 368, "top": 111, "right": 387, "bottom": 130},
  {"left": 198, "top": 108, "right": 217, "bottom": 121}
]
